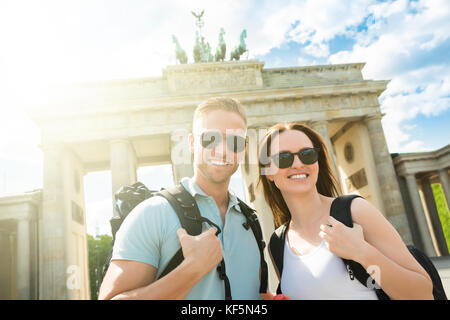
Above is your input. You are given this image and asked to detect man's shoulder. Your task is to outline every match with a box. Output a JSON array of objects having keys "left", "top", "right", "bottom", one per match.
[{"left": 125, "top": 193, "right": 179, "bottom": 223}]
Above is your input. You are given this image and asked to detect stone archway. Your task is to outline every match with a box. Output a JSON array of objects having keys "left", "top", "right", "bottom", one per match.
[{"left": 25, "top": 60, "right": 411, "bottom": 298}]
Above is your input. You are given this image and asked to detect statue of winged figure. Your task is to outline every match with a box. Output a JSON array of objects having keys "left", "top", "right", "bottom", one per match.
[{"left": 191, "top": 10, "right": 204, "bottom": 28}]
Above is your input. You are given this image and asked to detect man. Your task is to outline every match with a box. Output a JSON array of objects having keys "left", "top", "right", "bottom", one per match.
[{"left": 99, "top": 97, "right": 263, "bottom": 300}]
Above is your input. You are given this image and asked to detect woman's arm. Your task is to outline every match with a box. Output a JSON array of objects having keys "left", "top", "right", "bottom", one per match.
[{"left": 319, "top": 198, "right": 433, "bottom": 300}]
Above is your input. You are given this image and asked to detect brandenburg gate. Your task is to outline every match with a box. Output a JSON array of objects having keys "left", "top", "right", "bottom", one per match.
[{"left": 3, "top": 59, "right": 448, "bottom": 299}]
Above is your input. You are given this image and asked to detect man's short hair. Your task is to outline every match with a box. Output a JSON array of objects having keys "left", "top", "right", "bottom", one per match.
[{"left": 193, "top": 97, "right": 247, "bottom": 126}]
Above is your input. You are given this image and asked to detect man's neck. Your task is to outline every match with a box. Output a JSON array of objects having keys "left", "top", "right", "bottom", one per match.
[{"left": 193, "top": 174, "right": 230, "bottom": 210}]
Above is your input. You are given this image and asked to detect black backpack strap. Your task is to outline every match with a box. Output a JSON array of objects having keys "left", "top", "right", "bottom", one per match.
[
  {"left": 217, "top": 260, "right": 232, "bottom": 300},
  {"left": 330, "top": 195, "right": 390, "bottom": 300},
  {"left": 156, "top": 184, "right": 233, "bottom": 300},
  {"left": 269, "top": 223, "right": 289, "bottom": 295},
  {"left": 237, "top": 199, "right": 269, "bottom": 295},
  {"left": 156, "top": 185, "right": 204, "bottom": 280},
  {"left": 407, "top": 245, "right": 448, "bottom": 300},
  {"left": 329, "top": 194, "right": 362, "bottom": 228}
]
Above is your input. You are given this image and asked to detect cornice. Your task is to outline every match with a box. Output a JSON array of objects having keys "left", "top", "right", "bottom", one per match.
[{"left": 29, "top": 80, "right": 389, "bottom": 122}]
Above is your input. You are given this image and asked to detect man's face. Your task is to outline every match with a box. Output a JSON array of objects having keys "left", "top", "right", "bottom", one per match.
[{"left": 190, "top": 109, "right": 247, "bottom": 185}]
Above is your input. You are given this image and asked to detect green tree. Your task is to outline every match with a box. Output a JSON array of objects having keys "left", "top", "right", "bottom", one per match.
[
  {"left": 432, "top": 183, "right": 450, "bottom": 254},
  {"left": 87, "top": 234, "right": 112, "bottom": 300}
]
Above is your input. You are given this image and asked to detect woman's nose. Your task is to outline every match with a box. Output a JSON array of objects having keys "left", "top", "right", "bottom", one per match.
[{"left": 290, "top": 154, "right": 304, "bottom": 168}]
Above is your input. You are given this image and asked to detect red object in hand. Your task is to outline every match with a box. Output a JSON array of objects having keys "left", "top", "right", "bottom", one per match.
[{"left": 273, "top": 294, "right": 288, "bottom": 300}]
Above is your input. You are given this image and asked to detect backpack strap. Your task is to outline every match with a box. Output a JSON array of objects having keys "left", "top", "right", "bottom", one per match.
[
  {"left": 237, "top": 198, "right": 269, "bottom": 295},
  {"left": 330, "top": 195, "right": 390, "bottom": 300},
  {"left": 268, "top": 223, "right": 289, "bottom": 295},
  {"left": 407, "top": 245, "right": 448, "bottom": 300},
  {"left": 156, "top": 184, "right": 233, "bottom": 300},
  {"left": 156, "top": 185, "right": 204, "bottom": 280}
]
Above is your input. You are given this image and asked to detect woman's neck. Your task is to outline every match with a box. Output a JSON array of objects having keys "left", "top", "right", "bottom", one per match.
[{"left": 282, "top": 189, "right": 326, "bottom": 230}]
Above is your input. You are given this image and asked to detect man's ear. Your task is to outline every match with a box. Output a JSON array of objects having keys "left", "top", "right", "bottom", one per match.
[{"left": 188, "top": 133, "right": 194, "bottom": 154}]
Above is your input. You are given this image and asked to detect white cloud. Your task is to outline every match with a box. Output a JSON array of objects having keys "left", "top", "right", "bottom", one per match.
[
  {"left": 329, "top": 0, "right": 450, "bottom": 152},
  {"left": 288, "top": 0, "right": 373, "bottom": 44},
  {"left": 303, "top": 42, "right": 330, "bottom": 58}
]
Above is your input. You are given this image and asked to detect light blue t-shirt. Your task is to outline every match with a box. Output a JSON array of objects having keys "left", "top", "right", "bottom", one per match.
[{"left": 112, "top": 177, "right": 262, "bottom": 300}]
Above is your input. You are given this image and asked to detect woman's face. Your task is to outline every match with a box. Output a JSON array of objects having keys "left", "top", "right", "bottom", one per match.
[{"left": 266, "top": 129, "right": 319, "bottom": 196}]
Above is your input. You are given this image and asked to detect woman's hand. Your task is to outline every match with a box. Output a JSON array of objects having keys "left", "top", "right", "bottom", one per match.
[
  {"left": 319, "top": 216, "right": 369, "bottom": 263},
  {"left": 261, "top": 291, "right": 290, "bottom": 300}
]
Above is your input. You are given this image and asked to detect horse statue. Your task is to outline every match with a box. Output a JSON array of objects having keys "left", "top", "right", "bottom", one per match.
[
  {"left": 230, "top": 29, "right": 248, "bottom": 61},
  {"left": 172, "top": 35, "right": 187, "bottom": 64},
  {"left": 193, "top": 31, "right": 214, "bottom": 63},
  {"left": 214, "top": 28, "right": 226, "bottom": 62}
]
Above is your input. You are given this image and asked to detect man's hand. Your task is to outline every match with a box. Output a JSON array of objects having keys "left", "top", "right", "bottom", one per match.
[{"left": 177, "top": 227, "right": 223, "bottom": 277}]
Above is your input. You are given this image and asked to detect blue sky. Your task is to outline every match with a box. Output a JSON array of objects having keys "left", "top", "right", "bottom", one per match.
[{"left": 0, "top": 0, "right": 449, "bottom": 235}]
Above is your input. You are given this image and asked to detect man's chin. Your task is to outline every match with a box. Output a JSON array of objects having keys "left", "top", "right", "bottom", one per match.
[{"left": 198, "top": 164, "right": 238, "bottom": 185}]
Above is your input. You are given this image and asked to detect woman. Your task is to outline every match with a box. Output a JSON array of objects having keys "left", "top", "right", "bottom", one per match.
[{"left": 258, "top": 122, "right": 433, "bottom": 300}]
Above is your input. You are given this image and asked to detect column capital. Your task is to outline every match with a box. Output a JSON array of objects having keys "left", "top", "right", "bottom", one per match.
[
  {"left": 404, "top": 172, "right": 417, "bottom": 179},
  {"left": 363, "top": 112, "right": 385, "bottom": 123}
]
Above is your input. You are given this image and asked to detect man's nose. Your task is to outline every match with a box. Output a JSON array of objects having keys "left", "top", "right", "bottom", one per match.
[{"left": 213, "top": 137, "right": 227, "bottom": 156}]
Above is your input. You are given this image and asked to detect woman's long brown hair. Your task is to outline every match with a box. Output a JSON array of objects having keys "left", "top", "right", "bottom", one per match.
[{"left": 258, "top": 122, "right": 340, "bottom": 228}]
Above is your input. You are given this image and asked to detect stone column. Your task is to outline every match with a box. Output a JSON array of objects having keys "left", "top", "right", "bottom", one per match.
[
  {"left": 404, "top": 174, "right": 436, "bottom": 256},
  {"left": 16, "top": 218, "right": 30, "bottom": 300},
  {"left": 40, "top": 145, "right": 67, "bottom": 299},
  {"left": 364, "top": 114, "right": 413, "bottom": 243},
  {"left": 171, "top": 129, "right": 193, "bottom": 184},
  {"left": 110, "top": 139, "right": 137, "bottom": 211},
  {"left": 309, "top": 120, "right": 341, "bottom": 190},
  {"left": 438, "top": 169, "right": 450, "bottom": 208},
  {"left": 241, "top": 127, "right": 278, "bottom": 292},
  {"left": 421, "top": 176, "right": 449, "bottom": 256}
]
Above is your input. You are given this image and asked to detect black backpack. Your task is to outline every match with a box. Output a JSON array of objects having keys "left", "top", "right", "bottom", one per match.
[
  {"left": 101, "top": 182, "right": 268, "bottom": 300},
  {"left": 269, "top": 194, "right": 447, "bottom": 300}
]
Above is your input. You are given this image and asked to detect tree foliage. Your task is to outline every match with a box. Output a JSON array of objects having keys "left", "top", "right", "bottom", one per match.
[
  {"left": 87, "top": 234, "right": 112, "bottom": 300},
  {"left": 432, "top": 184, "right": 450, "bottom": 254}
]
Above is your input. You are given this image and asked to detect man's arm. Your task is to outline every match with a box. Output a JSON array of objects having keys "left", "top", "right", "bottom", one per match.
[
  {"left": 98, "top": 227, "right": 222, "bottom": 300},
  {"left": 98, "top": 258, "right": 204, "bottom": 300}
]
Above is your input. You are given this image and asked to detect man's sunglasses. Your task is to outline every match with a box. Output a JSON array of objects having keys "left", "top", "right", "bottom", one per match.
[
  {"left": 271, "top": 147, "right": 320, "bottom": 169},
  {"left": 199, "top": 131, "right": 248, "bottom": 153}
]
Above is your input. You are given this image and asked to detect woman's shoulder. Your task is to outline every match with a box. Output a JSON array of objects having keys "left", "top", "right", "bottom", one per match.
[{"left": 348, "top": 196, "right": 384, "bottom": 226}]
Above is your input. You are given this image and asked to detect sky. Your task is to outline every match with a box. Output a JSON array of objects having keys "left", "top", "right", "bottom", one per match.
[{"left": 0, "top": 0, "right": 449, "bottom": 235}]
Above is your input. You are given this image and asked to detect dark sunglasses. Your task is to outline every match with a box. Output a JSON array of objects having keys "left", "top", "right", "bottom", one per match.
[
  {"left": 199, "top": 131, "right": 247, "bottom": 153},
  {"left": 271, "top": 147, "right": 320, "bottom": 168}
]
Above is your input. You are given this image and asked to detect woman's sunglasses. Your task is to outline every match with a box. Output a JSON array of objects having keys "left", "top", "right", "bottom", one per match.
[
  {"left": 271, "top": 147, "right": 320, "bottom": 169},
  {"left": 199, "top": 131, "right": 248, "bottom": 153}
]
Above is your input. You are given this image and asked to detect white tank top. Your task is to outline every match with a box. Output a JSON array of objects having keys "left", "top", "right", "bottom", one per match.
[{"left": 281, "top": 237, "right": 378, "bottom": 300}]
